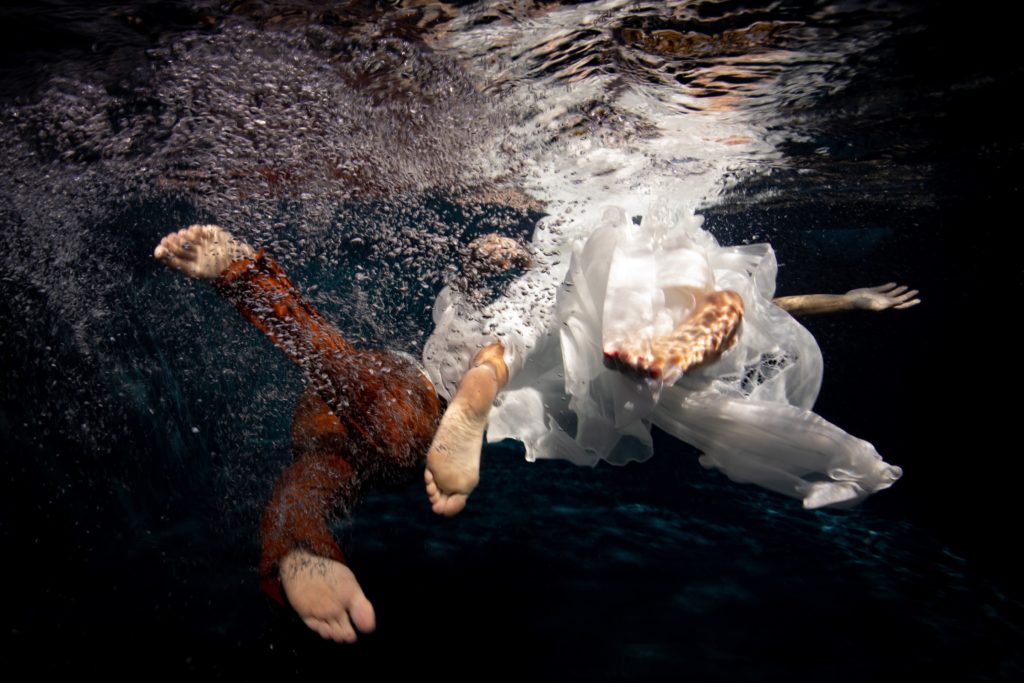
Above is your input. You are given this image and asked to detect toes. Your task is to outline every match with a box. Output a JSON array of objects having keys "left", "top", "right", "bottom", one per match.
[
  {"left": 303, "top": 616, "right": 334, "bottom": 640},
  {"left": 432, "top": 492, "right": 468, "bottom": 517},
  {"left": 603, "top": 349, "right": 622, "bottom": 371},
  {"left": 425, "top": 469, "right": 441, "bottom": 504},
  {"left": 155, "top": 231, "right": 197, "bottom": 262},
  {"left": 349, "top": 593, "right": 377, "bottom": 634},
  {"left": 604, "top": 344, "right": 658, "bottom": 378},
  {"left": 426, "top": 466, "right": 469, "bottom": 516},
  {"left": 302, "top": 614, "right": 354, "bottom": 643},
  {"left": 329, "top": 616, "right": 358, "bottom": 644},
  {"left": 185, "top": 224, "right": 212, "bottom": 241},
  {"left": 155, "top": 225, "right": 227, "bottom": 261},
  {"left": 155, "top": 251, "right": 196, "bottom": 276},
  {"left": 311, "top": 595, "right": 373, "bottom": 643},
  {"left": 646, "top": 358, "right": 664, "bottom": 379}
]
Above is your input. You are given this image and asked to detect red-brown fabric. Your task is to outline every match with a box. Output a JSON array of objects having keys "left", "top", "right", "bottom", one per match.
[{"left": 215, "top": 251, "right": 443, "bottom": 605}]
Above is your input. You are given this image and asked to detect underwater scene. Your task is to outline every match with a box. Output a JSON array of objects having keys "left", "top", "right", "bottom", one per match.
[{"left": 1, "top": 0, "right": 1020, "bottom": 679}]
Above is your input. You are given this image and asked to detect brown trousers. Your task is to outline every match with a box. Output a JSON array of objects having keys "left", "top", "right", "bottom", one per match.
[{"left": 215, "top": 250, "right": 443, "bottom": 604}]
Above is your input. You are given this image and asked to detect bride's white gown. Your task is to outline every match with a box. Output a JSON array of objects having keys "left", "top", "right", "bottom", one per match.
[{"left": 423, "top": 207, "right": 902, "bottom": 509}]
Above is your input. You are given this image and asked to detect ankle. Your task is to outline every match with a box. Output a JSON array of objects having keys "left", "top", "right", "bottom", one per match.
[{"left": 471, "top": 343, "right": 509, "bottom": 388}]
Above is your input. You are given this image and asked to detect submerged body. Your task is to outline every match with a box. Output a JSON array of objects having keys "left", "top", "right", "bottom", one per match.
[
  {"left": 155, "top": 218, "right": 914, "bottom": 641},
  {"left": 424, "top": 207, "right": 903, "bottom": 509}
]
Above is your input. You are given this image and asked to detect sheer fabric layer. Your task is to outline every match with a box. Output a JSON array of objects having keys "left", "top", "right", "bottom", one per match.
[{"left": 423, "top": 208, "right": 902, "bottom": 508}]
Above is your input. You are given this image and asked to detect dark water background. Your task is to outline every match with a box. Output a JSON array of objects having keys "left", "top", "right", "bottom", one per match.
[{"left": 1, "top": 1, "right": 1021, "bottom": 679}]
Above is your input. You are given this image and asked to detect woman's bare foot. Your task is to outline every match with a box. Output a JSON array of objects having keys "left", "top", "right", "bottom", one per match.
[
  {"left": 604, "top": 290, "right": 744, "bottom": 384},
  {"left": 459, "top": 233, "right": 533, "bottom": 293},
  {"left": 425, "top": 395, "right": 487, "bottom": 517},
  {"left": 424, "top": 344, "right": 507, "bottom": 517},
  {"left": 465, "top": 234, "right": 532, "bottom": 274},
  {"left": 279, "top": 549, "right": 376, "bottom": 644},
  {"left": 153, "top": 224, "right": 254, "bottom": 279}
]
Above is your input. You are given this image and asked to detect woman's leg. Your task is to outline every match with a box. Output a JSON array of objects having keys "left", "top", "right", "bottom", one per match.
[
  {"left": 424, "top": 342, "right": 508, "bottom": 517},
  {"left": 421, "top": 233, "right": 528, "bottom": 516},
  {"left": 603, "top": 289, "right": 744, "bottom": 384}
]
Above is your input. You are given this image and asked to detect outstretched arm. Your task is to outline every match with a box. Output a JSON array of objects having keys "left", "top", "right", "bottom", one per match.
[{"left": 773, "top": 283, "right": 920, "bottom": 316}]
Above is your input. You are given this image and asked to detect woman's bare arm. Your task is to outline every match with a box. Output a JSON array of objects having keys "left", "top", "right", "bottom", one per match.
[{"left": 773, "top": 283, "right": 920, "bottom": 316}]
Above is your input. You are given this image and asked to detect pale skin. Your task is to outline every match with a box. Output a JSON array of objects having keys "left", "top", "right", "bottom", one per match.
[
  {"left": 424, "top": 343, "right": 509, "bottom": 517},
  {"left": 279, "top": 549, "right": 376, "bottom": 644},
  {"left": 155, "top": 225, "right": 372, "bottom": 644}
]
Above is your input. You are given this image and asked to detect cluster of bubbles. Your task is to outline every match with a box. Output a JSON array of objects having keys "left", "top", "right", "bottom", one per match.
[{"left": 0, "top": 3, "right": 525, "bottom": 539}]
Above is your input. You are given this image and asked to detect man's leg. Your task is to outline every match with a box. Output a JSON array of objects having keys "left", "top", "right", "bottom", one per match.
[
  {"left": 278, "top": 549, "right": 374, "bottom": 643},
  {"left": 263, "top": 389, "right": 375, "bottom": 644},
  {"left": 154, "top": 224, "right": 254, "bottom": 279},
  {"left": 155, "top": 225, "right": 440, "bottom": 642}
]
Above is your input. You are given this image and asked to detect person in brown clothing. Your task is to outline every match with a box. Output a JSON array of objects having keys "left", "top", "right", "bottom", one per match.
[{"left": 154, "top": 224, "right": 452, "bottom": 643}]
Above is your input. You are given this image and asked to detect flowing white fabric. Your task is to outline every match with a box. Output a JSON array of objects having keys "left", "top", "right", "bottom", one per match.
[{"left": 422, "top": 206, "right": 902, "bottom": 509}]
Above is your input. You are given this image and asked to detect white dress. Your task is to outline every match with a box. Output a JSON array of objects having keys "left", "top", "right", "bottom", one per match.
[{"left": 422, "top": 207, "right": 902, "bottom": 509}]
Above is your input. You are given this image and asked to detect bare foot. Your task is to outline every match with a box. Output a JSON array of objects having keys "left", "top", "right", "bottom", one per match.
[
  {"left": 466, "top": 234, "right": 532, "bottom": 274},
  {"left": 460, "top": 233, "right": 532, "bottom": 293},
  {"left": 279, "top": 549, "right": 376, "bottom": 644},
  {"left": 153, "top": 224, "right": 254, "bottom": 279},
  {"left": 604, "top": 290, "right": 744, "bottom": 384},
  {"left": 424, "top": 345, "right": 507, "bottom": 517},
  {"left": 425, "top": 398, "right": 486, "bottom": 517}
]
